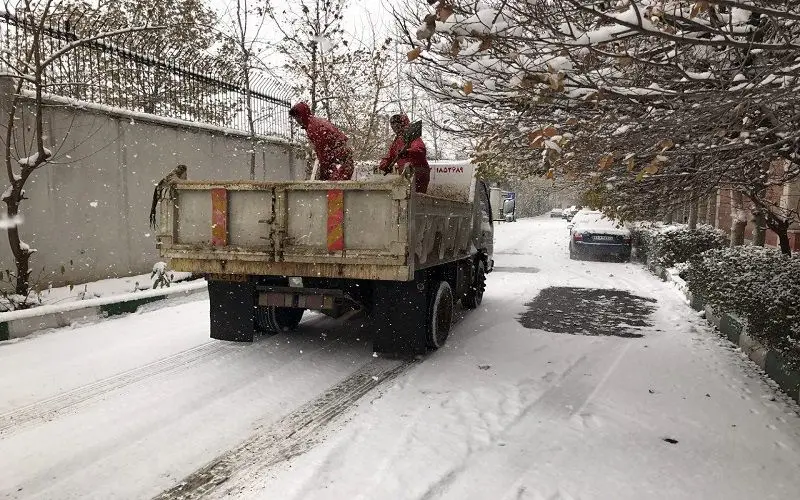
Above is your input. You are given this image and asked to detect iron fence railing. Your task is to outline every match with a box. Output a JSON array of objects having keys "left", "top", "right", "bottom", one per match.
[{"left": 0, "top": 8, "right": 293, "bottom": 138}]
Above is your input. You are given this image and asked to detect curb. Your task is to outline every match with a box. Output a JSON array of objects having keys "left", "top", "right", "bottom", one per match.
[
  {"left": 0, "top": 280, "right": 208, "bottom": 341},
  {"left": 655, "top": 268, "right": 800, "bottom": 404}
]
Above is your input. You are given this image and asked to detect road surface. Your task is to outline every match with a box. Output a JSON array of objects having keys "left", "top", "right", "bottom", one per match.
[{"left": 1, "top": 216, "right": 798, "bottom": 500}]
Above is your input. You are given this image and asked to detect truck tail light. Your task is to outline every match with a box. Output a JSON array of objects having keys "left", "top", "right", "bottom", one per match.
[{"left": 573, "top": 232, "right": 583, "bottom": 241}]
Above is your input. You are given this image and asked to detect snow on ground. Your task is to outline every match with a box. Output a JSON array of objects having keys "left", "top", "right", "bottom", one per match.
[
  {"left": 0, "top": 304, "right": 376, "bottom": 499},
  {"left": 0, "top": 269, "right": 194, "bottom": 312},
  {"left": 220, "top": 217, "right": 800, "bottom": 500},
  {"left": 0, "top": 216, "right": 799, "bottom": 500}
]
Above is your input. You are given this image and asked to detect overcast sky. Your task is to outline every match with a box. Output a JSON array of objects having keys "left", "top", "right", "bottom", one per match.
[{"left": 212, "top": 0, "right": 393, "bottom": 44}]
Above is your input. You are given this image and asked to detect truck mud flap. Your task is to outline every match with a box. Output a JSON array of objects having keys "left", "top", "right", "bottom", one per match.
[
  {"left": 371, "top": 278, "right": 428, "bottom": 356},
  {"left": 208, "top": 279, "right": 256, "bottom": 342}
]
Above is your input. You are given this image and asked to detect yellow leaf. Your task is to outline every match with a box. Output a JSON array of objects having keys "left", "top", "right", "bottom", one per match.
[
  {"left": 549, "top": 72, "right": 565, "bottom": 91},
  {"left": 407, "top": 47, "right": 421, "bottom": 62},
  {"left": 690, "top": 1, "right": 708, "bottom": 18},
  {"left": 545, "top": 169, "right": 554, "bottom": 179},
  {"left": 463, "top": 81, "right": 473, "bottom": 94},
  {"left": 543, "top": 126, "right": 558, "bottom": 138},
  {"left": 598, "top": 154, "right": 614, "bottom": 170},
  {"left": 437, "top": 4, "right": 454, "bottom": 22},
  {"left": 644, "top": 164, "right": 660, "bottom": 175},
  {"left": 449, "top": 39, "right": 461, "bottom": 57},
  {"left": 626, "top": 156, "right": 635, "bottom": 171},
  {"left": 529, "top": 134, "right": 545, "bottom": 149},
  {"left": 617, "top": 56, "right": 633, "bottom": 68},
  {"left": 657, "top": 139, "right": 674, "bottom": 151}
]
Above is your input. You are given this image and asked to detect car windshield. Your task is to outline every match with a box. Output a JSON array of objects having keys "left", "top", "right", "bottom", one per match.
[
  {"left": 572, "top": 212, "right": 623, "bottom": 229},
  {"left": 572, "top": 211, "right": 604, "bottom": 224}
]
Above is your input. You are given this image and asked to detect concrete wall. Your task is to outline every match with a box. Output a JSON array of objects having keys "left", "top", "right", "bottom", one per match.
[{"left": 0, "top": 93, "right": 303, "bottom": 288}]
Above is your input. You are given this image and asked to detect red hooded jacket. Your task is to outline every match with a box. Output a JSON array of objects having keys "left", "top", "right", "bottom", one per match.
[
  {"left": 379, "top": 114, "right": 430, "bottom": 193},
  {"left": 291, "top": 102, "right": 354, "bottom": 180}
]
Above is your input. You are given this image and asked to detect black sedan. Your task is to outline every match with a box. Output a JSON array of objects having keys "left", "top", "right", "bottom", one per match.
[{"left": 568, "top": 211, "right": 631, "bottom": 262}]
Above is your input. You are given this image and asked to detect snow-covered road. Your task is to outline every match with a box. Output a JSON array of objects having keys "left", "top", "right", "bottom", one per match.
[{"left": 1, "top": 217, "right": 799, "bottom": 500}]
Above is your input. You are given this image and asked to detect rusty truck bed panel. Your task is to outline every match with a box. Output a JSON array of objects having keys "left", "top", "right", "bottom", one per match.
[{"left": 158, "top": 179, "right": 475, "bottom": 281}]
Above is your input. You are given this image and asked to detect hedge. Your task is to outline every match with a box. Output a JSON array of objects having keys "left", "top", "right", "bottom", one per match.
[
  {"left": 631, "top": 224, "right": 729, "bottom": 268},
  {"left": 684, "top": 246, "right": 800, "bottom": 368}
]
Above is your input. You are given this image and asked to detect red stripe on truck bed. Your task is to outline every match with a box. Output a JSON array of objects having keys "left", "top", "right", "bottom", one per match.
[
  {"left": 327, "top": 189, "right": 344, "bottom": 252},
  {"left": 211, "top": 188, "right": 228, "bottom": 246}
]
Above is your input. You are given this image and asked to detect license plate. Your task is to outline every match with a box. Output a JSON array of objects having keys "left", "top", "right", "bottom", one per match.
[{"left": 592, "top": 235, "right": 614, "bottom": 241}]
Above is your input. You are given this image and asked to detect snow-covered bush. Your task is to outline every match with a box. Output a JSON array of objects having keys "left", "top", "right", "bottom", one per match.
[
  {"left": 629, "top": 224, "right": 659, "bottom": 264},
  {"left": 651, "top": 226, "right": 728, "bottom": 268},
  {"left": 151, "top": 261, "right": 173, "bottom": 289},
  {"left": 685, "top": 247, "right": 800, "bottom": 367},
  {"left": 631, "top": 224, "right": 728, "bottom": 268}
]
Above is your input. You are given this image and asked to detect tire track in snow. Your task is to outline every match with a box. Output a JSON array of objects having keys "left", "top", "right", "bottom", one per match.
[
  {"left": 153, "top": 357, "right": 420, "bottom": 500},
  {"left": 0, "top": 315, "right": 332, "bottom": 438},
  {"left": 0, "top": 341, "right": 234, "bottom": 436}
]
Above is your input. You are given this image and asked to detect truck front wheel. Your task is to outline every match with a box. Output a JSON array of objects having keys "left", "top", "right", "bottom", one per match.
[
  {"left": 255, "top": 306, "right": 305, "bottom": 333},
  {"left": 427, "top": 281, "right": 454, "bottom": 349},
  {"left": 462, "top": 259, "right": 486, "bottom": 309}
]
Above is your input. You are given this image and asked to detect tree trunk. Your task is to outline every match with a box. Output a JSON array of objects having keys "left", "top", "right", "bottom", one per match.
[
  {"left": 752, "top": 210, "right": 767, "bottom": 246},
  {"left": 777, "top": 227, "right": 792, "bottom": 255},
  {"left": 763, "top": 213, "right": 792, "bottom": 256},
  {"left": 688, "top": 199, "right": 698, "bottom": 229},
  {"left": 6, "top": 200, "right": 31, "bottom": 295},
  {"left": 730, "top": 190, "right": 747, "bottom": 246},
  {"left": 698, "top": 196, "right": 708, "bottom": 225},
  {"left": 706, "top": 191, "right": 718, "bottom": 228}
]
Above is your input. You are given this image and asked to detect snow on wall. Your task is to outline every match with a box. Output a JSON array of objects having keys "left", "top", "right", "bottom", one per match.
[{"left": 0, "top": 95, "right": 304, "bottom": 288}]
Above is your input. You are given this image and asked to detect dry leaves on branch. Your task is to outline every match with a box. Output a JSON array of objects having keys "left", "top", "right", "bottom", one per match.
[
  {"left": 598, "top": 153, "right": 614, "bottom": 170},
  {"left": 437, "top": 2, "right": 454, "bottom": 22}
]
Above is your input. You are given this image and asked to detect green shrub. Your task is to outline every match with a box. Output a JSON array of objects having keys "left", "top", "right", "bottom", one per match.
[
  {"left": 685, "top": 246, "right": 800, "bottom": 368},
  {"left": 631, "top": 224, "right": 728, "bottom": 268}
]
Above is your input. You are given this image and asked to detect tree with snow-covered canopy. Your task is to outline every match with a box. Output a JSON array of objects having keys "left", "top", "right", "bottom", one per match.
[
  {"left": 262, "top": 0, "right": 399, "bottom": 165},
  {"left": 394, "top": 0, "right": 800, "bottom": 253}
]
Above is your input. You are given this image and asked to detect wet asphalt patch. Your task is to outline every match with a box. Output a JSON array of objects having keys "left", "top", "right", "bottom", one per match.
[{"left": 518, "top": 287, "right": 657, "bottom": 338}]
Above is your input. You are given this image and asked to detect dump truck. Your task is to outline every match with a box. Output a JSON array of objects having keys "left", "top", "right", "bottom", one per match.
[{"left": 156, "top": 160, "right": 494, "bottom": 355}]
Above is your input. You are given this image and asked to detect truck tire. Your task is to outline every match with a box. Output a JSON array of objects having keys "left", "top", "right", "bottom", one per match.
[
  {"left": 255, "top": 306, "right": 304, "bottom": 333},
  {"left": 462, "top": 260, "right": 486, "bottom": 309},
  {"left": 427, "top": 281, "right": 454, "bottom": 349}
]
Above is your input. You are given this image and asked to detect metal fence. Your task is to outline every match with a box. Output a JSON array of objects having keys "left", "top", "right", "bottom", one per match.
[{"left": 0, "top": 8, "right": 294, "bottom": 138}]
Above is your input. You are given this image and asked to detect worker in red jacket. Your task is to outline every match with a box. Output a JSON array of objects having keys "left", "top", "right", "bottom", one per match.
[
  {"left": 290, "top": 102, "right": 354, "bottom": 181},
  {"left": 379, "top": 114, "right": 430, "bottom": 193}
]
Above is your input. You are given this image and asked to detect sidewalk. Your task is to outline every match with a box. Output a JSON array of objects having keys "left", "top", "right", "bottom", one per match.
[
  {"left": 0, "top": 279, "right": 207, "bottom": 341},
  {"left": 653, "top": 264, "right": 800, "bottom": 404}
]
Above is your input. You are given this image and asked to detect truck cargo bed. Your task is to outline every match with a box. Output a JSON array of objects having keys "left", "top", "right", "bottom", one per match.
[{"left": 158, "top": 178, "right": 476, "bottom": 281}]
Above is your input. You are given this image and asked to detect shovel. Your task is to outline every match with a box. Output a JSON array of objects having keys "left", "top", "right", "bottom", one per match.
[{"left": 382, "top": 120, "right": 423, "bottom": 176}]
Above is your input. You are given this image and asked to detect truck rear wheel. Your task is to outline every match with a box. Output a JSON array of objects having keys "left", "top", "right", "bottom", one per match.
[
  {"left": 462, "top": 260, "right": 486, "bottom": 309},
  {"left": 255, "top": 306, "right": 305, "bottom": 333},
  {"left": 427, "top": 281, "right": 454, "bottom": 349}
]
